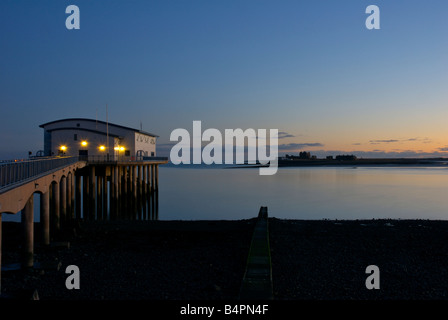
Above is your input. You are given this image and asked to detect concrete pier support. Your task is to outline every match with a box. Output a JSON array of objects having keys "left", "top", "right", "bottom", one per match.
[
  {"left": 102, "top": 172, "right": 107, "bottom": 220},
  {"left": 128, "top": 166, "right": 133, "bottom": 219},
  {"left": 89, "top": 166, "right": 96, "bottom": 220},
  {"left": 52, "top": 182, "right": 60, "bottom": 233},
  {"left": 116, "top": 165, "right": 120, "bottom": 219},
  {"left": 117, "top": 166, "right": 121, "bottom": 218},
  {"left": 144, "top": 165, "right": 148, "bottom": 192},
  {"left": 97, "top": 175, "right": 102, "bottom": 220},
  {"left": 60, "top": 176, "right": 67, "bottom": 229},
  {"left": 66, "top": 175, "right": 71, "bottom": 224},
  {"left": 144, "top": 165, "right": 148, "bottom": 194},
  {"left": 21, "top": 196, "right": 34, "bottom": 269},
  {"left": 112, "top": 165, "right": 119, "bottom": 219},
  {"left": 151, "top": 165, "right": 155, "bottom": 192},
  {"left": 146, "top": 165, "right": 150, "bottom": 193},
  {"left": 117, "top": 166, "right": 122, "bottom": 219},
  {"left": 155, "top": 165, "right": 159, "bottom": 191},
  {"left": 75, "top": 174, "right": 81, "bottom": 220},
  {"left": 123, "top": 166, "right": 128, "bottom": 219},
  {"left": 118, "top": 166, "right": 122, "bottom": 218},
  {"left": 83, "top": 175, "right": 89, "bottom": 220},
  {"left": 132, "top": 166, "right": 137, "bottom": 219},
  {"left": 65, "top": 174, "right": 71, "bottom": 223},
  {"left": 70, "top": 173, "right": 75, "bottom": 220},
  {"left": 137, "top": 165, "right": 143, "bottom": 220},
  {"left": 109, "top": 167, "right": 114, "bottom": 219},
  {"left": 142, "top": 165, "right": 148, "bottom": 220},
  {"left": 41, "top": 191, "right": 50, "bottom": 245}
]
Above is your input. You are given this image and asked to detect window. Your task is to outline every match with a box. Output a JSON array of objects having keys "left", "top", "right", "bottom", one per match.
[
  {"left": 125, "top": 150, "right": 130, "bottom": 156},
  {"left": 74, "top": 134, "right": 78, "bottom": 141},
  {"left": 76, "top": 123, "right": 80, "bottom": 127}
]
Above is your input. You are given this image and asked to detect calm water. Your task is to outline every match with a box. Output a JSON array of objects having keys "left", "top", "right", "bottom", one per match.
[
  {"left": 158, "top": 166, "right": 448, "bottom": 220},
  {"left": 4, "top": 166, "right": 448, "bottom": 221}
]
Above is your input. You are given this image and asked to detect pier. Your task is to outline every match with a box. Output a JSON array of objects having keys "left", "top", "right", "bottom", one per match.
[{"left": 0, "top": 155, "right": 168, "bottom": 294}]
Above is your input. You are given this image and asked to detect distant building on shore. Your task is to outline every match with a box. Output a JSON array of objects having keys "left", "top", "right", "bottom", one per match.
[
  {"left": 335, "top": 154, "right": 357, "bottom": 161},
  {"left": 299, "top": 151, "right": 311, "bottom": 159},
  {"left": 284, "top": 151, "right": 317, "bottom": 160},
  {"left": 39, "top": 118, "right": 159, "bottom": 158}
]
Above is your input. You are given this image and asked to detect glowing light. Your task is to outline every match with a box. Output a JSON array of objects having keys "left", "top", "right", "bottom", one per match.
[
  {"left": 60, "top": 145, "right": 67, "bottom": 151},
  {"left": 81, "top": 140, "right": 88, "bottom": 147},
  {"left": 99, "top": 145, "right": 106, "bottom": 151},
  {"left": 119, "top": 146, "right": 125, "bottom": 151},
  {"left": 114, "top": 146, "right": 119, "bottom": 151}
]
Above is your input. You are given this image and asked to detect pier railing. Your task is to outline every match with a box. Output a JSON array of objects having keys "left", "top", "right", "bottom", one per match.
[
  {"left": 0, "top": 156, "right": 79, "bottom": 190},
  {"left": 84, "top": 155, "right": 169, "bottom": 164},
  {"left": 0, "top": 154, "right": 169, "bottom": 191}
]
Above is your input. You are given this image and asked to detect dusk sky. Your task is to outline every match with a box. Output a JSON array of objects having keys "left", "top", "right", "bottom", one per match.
[{"left": 1, "top": 0, "right": 447, "bottom": 160}]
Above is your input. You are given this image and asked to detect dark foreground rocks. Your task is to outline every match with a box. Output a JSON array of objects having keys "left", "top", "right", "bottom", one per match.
[
  {"left": 270, "top": 218, "right": 448, "bottom": 300},
  {"left": 3, "top": 218, "right": 448, "bottom": 300},
  {"left": 1, "top": 219, "right": 255, "bottom": 300}
]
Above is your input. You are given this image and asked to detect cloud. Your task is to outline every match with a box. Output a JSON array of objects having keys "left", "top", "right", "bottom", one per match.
[
  {"left": 352, "top": 143, "right": 362, "bottom": 146},
  {"left": 438, "top": 147, "right": 448, "bottom": 152},
  {"left": 370, "top": 139, "right": 400, "bottom": 144},
  {"left": 369, "top": 137, "right": 433, "bottom": 145},
  {"left": 277, "top": 131, "right": 295, "bottom": 139}
]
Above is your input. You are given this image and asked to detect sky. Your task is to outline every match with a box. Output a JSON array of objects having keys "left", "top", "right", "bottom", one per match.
[{"left": 0, "top": 0, "right": 447, "bottom": 160}]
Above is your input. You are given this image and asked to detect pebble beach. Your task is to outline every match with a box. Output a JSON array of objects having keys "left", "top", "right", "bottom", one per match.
[{"left": 2, "top": 218, "right": 448, "bottom": 301}]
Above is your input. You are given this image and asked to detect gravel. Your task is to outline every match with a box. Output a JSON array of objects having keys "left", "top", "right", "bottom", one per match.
[
  {"left": 1, "top": 219, "right": 255, "bottom": 300},
  {"left": 3, "top": 218, "right": 448, "bottom": 300},
  {"left": 270, "top": 218, "right": 448, "bottom": 300}
]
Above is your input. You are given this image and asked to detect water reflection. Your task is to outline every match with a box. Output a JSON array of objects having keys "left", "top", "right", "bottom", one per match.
[{"left": 158, "top": 166, "right": 448, "bottom": 220}]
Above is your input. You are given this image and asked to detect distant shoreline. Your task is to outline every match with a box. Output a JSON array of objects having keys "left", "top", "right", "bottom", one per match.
[
  {"left": 162, "top": 158, "right": 448, "bottom": 169},
  {"left": 277, "top": 157, "right": 448, "bottom": 167},
  {"left": 227, "top": 157, "right": 448, "bottom": 168}
]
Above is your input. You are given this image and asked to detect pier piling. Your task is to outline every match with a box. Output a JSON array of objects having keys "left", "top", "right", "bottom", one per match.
[
  {"left": 0, "top": 156, "right": 167, "bottom": 294},
  {"left": 21, "top": 197, "right": 34, "bottom": 269},
  {"left": 41, "top": 190, "right": 50, "bottom": 245}
]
